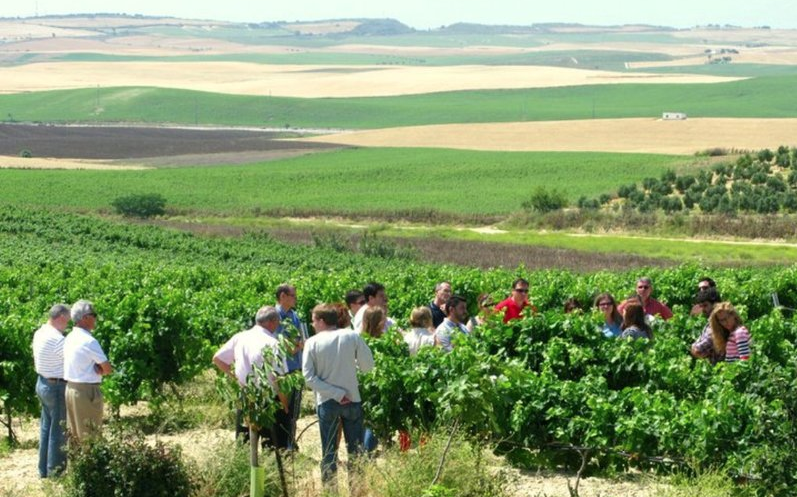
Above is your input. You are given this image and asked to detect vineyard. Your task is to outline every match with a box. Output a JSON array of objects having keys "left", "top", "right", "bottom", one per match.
[{"left": 1, "top": 206, "right": 796, "bottom": 493}]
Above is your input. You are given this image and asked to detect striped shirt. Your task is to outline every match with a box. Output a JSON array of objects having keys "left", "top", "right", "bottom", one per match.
[
  {"left": 32, "top": 323, "right": 65, "bottom": 379},
  {"left": 725, "top": 326, "right": 751, "bottom": 362}
]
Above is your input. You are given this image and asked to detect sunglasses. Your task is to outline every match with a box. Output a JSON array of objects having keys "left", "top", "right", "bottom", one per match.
[
  {"left": 637, "top": 285, "right": 650, "bottom": 290},
  {"left": 598, "top": 302, "right": 613, "bottom": 307},
  {"left": 513, "top": 288, "right": 529, "bottom": 293}
]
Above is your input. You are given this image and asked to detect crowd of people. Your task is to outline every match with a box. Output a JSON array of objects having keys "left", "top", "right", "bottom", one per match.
[
  {"left": 30, "top": 276, "right": 750, "bottom": 492},
  {"left": 208, "top": 276, "right": 751, "bottom": 492}
]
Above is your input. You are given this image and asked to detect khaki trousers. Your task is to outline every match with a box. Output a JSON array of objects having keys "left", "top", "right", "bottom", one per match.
[{"left": 65, "top": 382, "right": 103, "bottom": 442}]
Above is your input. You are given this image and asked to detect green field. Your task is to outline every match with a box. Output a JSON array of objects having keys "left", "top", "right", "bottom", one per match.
[
  {"left": 43, "top": 49, "right": 672, "bottom": 70},
  {"left": 631, "top": 63, "right": 797, "bottom": 77},
  {"left": 2, "top": 76, "right": 797, "bottom": 128},
  {"left": 0, "top": 148, "right": 690, "bottom": 215}
]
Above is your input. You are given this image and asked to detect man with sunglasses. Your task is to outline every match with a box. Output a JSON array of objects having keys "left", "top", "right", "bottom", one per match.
[
  {"left": 619, "top": 276, "right": 673, "bottom": 321},
  {"left": 63, "top": 300, "right": 112, "bottom": 442},
  {"left": 495, "top": 278, "right": 537, "bottom": 323},
  {"left": 690, "top": 277, "right": 717, "bottom": 316}
]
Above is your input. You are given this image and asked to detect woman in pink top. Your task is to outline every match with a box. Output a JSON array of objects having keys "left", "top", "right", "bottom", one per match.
[{"left": 709, "top": 303, "right": 751, "bottom": 362}]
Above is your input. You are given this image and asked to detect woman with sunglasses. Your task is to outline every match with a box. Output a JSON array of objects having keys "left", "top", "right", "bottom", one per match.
[
  {"left": 708, "top": 303, "right": 751, "bottom": 362},
  {"left": 594, "top": 292, "right": 622, "bottom": 338}
]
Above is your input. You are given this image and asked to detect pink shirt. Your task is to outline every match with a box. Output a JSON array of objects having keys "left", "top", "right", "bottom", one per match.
[{"left": 619, "top": 297, "right": 673, "bottom": 321}]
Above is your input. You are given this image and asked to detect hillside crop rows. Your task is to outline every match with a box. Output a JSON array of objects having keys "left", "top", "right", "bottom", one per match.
[
  {"left": 1, "top": 207, "right": 796, "bottom": 493},
  {"left": 1, "top": 76, "right": 796, "bottom": 128},
  {"left": 0, "top": 148, "right": 688, "bottom": 213}
]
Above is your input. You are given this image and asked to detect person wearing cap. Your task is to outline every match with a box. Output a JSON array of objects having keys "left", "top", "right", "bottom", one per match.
[
  {"left": 63, "top": 300, "right": 112, "bottom": 441},
  {"left": 618, "top": 276, "right": 673, "bottom": 321},
  {"left": 32, "top": 304, "right": 71, "bottom": 477},
  {"left": 690, "top": 288, "right": 724, "bottom": 364}
]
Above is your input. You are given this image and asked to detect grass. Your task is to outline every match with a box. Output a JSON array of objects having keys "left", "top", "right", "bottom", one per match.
[
  {"left": 632, "top": 63, "right": 797, "bottom": 77},
  {"left": 46, "top": 49, "right": 673, "bottom": 71},
  {"left": 2, "top": 76, "right": 797, "bottom": 128},
  {"left": 0, "top": 148, "right": 691, "bottom": 215}
]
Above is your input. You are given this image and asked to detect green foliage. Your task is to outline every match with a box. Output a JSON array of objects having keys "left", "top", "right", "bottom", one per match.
[
  {"left": 193, "top": 440, "right": 252, "bottom": 497},
  {"left": 111, "top": 193, "right": 167, "bottom": 218},
  {"left": 2, "top": 76, "right": 797, "bottom": 129},
  {"left": 358, "top": 231, "right": 418, "bottom": 261},
  {"left": 2, "top": 206, "right": 797, "bottom": 494},
  {"left": 18, "top": 149, "right": 31, "bottom": 158},
  {"left": 63, "top": 428, "right": 196, "bottom": 497},
  {"left": 522, "top": 187, "right": 568, "bottom": 213},
  {"left": 596, "top": 147, "right": 797, "bottom": 216},
  {"left": 0, "top": 148, "right": 687, "bottom": 216}
]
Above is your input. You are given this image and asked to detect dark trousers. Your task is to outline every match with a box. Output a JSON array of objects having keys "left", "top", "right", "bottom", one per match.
[{"left": 235, "top": 396, "right": 292, "bottom": 450}]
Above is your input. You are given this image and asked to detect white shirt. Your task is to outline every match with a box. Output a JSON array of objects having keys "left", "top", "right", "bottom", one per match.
[
  {"left": 32, "top": 323, "right": 65, "bottom": 379},
  {"left": 403, "top": 328, "right": 435, "bottom": 356},
  {"left": 302, "top": 329, "right": 374, "bottom": 406},
  {"left": 434, "top": 319, "right": 470, "bottom": 352},
  {"left": 352, "top": 304, "right": 395, "bottom": 334},
  {"left": 213, "top": 325, "right": 285, "bottom": 389},
  {"left": 64, "top": 327, "right": 109, "bottom": 383}
]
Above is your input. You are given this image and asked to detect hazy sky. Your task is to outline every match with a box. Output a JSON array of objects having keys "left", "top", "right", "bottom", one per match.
[{"left": 3, "top": 0, "right": 794, "bottom": 30}]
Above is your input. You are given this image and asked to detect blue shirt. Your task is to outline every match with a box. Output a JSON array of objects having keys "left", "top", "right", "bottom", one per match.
[
  {"left": 601, "top": 321, "right": 622, "bottom": 338},
  {"left": 276, "top": 305, "right": 303, "bottom": 372}
]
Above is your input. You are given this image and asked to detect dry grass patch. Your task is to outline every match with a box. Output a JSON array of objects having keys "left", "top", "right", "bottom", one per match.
[
  {"left": 0, "top": 155, "right": 150, "bottom": 170},
  {"left": 0, "top": 62, "right": 743, "bottom": 98},
  {"left": 307, "top": 117, "right": 797, "bottom": 155}
]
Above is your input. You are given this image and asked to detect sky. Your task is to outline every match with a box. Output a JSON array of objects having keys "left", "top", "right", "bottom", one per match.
[{"left": 2, "top": 0, "right": 795, "bottom": 30}]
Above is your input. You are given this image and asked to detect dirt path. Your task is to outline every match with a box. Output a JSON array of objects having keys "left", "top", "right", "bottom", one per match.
[{"left": 0, "top": 410, "right": 670, "bottom": 497}]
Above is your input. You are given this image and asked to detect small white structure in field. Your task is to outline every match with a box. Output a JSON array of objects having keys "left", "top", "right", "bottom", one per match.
[{"left": 662, "top": 112, "right": 687, "bottom": 120}]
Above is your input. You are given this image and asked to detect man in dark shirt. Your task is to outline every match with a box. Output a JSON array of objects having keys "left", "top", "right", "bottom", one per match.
[{"left": 428, "top": 281, "right": 451, "bottom": 328}]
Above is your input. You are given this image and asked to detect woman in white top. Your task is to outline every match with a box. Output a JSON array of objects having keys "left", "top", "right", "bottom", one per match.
[{"left": 404, "top": 307, "right": 435, "bottom": 356}]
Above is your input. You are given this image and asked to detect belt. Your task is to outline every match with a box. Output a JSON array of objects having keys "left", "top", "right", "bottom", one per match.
[
  {"left": 66, "top": 381, "right": 101, "bottom": 386},
  {"left": 44, "top": 377, "right": 66, "bottom": 384}
]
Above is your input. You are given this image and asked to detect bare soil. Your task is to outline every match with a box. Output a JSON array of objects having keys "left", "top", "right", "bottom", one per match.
[
  {"left": 154, "top": 220, "right": 673, "bottom": 272},
  {"left": 0, "top": 123, "right": 341, "bottom": 162}
]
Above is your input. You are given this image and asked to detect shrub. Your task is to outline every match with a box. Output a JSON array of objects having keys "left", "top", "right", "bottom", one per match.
[
  {"left": 358, "top": 231, "right": 417, "bottom": 260},
  {"left": 18, "top": 149, "right": 32, "bottom": 158},
  {"left": 111, "top": 193, "right": 167, "bottom": 218},
  {"left": 64, "top": 430, "right": 196, "bottom": 497},
  {"left": 521, "top": 187, "right": 568, "bottom": 213}
]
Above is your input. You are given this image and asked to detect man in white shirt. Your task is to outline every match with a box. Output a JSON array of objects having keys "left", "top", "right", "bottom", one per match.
[
  {"left": 213, "top": 306, "right": 290, "bottom": 448},
  {"left": 435, "top": 295, "right": 470, "bottom": 352},
  {"left": 352, "top": 282, "right": 395, "bottom": 333},
  {"left": 63, "top": 300, "right": 112, "bottom": 442},
  {"left": 303, "top": 304, "right": 374, "bottom": 492},
  {"left": 32, "top": 303, "right": 71, "bottom": 477}
]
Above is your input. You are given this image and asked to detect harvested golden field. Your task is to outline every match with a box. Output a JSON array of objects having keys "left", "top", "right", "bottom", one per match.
[
  {"left": 306, "top": 118, "right": 797, "bottom": 155},
  {"left": 0, "top": 155, "right": 149, "bottom": 170},
  {"left": 0, "top": 61, "right": 742, "bottom": 97}
]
